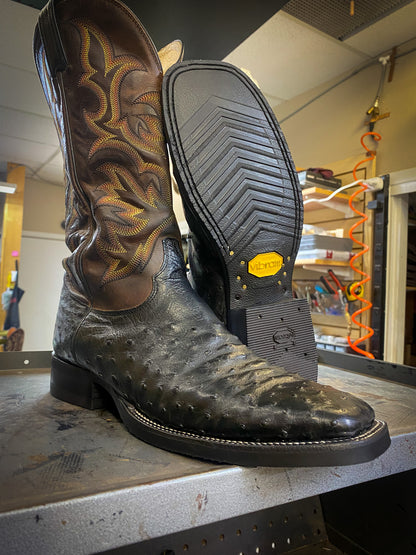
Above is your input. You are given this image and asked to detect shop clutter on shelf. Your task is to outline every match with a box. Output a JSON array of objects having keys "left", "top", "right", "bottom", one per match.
[
  {"left": 315, "top": 333, "right": 349, "bottom": 353},
  {"left": 298, "top": 231, "right": 353, "bottom": 264},
  {"left": 296, "top": 167, "right": 372, "bottom": 354},
  {"left": 294, "top": 280, "right": 346, "bottom": 317},
  {"left": 294, "top": 274, "right": 355, "bottom": 353},
  {"left": 298, "top": 168, "right": 342, "bottom": 191},
  {"left": 295, "top": 223, "right": 355, "bottom": 279}
]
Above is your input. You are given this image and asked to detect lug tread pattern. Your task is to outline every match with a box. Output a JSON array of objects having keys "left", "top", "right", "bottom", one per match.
[{"left": 179, "top": 96, "right": 300, "bottom": 257}]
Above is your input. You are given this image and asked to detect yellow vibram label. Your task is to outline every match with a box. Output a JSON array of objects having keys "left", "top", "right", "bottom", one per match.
[{"left": 248, "top": 252, "right": 283, "bottom": 278}]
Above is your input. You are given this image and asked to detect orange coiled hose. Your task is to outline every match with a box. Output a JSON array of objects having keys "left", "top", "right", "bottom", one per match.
[{"left": 347, "top": 132, "right": 382, "bottom": 359}]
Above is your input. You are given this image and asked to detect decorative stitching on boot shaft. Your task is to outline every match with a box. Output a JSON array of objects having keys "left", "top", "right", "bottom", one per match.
[
  {"left": 34, "top": 0, "right": 181, "bottom": 309},
  {"left": 74, "top": 18, "right": 174, "bottom": 285}
]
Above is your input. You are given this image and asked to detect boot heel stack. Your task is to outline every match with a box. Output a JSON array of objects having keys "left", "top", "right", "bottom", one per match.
[
  {"left": 229, "top": 298, "right": 317, "bottom": 380},
  {"left": 51, "top": 357, "right": 106, "bottom": 410}
]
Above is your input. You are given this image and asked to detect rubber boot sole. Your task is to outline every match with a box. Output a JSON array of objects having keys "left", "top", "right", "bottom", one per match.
[
  {"left": 51, "top": 356, "right": 391, "bottom": 467},
  {"left": 163, "top": 61, "right": 317, "bottom": 381}
]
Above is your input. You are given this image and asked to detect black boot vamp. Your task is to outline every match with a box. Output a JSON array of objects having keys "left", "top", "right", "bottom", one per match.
[{"left": 64, "top": 240, "right": 375, "bottom": 443}]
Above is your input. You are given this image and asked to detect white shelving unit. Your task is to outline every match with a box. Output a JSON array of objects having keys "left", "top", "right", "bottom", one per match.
[{"left": 384, "top": 168, "right": 416, "bottom": 364}]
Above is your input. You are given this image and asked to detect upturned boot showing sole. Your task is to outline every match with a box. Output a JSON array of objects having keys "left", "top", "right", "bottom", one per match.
[
  {"left": 34, "top": 0, "right": 390, "bottom": 466},
  {"left": 163, "top": 61, "right": 317, "bottom": 381}
]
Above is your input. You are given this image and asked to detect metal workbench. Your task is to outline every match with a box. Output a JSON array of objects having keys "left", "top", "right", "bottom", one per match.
[{"left": 0, "top": 362, "right": 415, "bottom": 554}]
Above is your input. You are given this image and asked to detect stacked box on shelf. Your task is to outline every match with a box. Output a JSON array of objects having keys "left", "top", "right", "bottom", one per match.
[
  {"left": 298, "top": 171, "right": 342, "bottom": 191},
  {"left": 298, "top": 235, "right": 353, "bottom": 263}
]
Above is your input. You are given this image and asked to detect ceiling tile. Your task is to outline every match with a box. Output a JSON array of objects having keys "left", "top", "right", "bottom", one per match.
[
  {"left": 0, "top": 134, "right": 58, "bottom": 169},
  {"left": 224, "top": 12, "right": 369, "bottom": 102},
  {"left": 0, "top": 64, "right": 50, "bottom": 116},
  {"left": 34, "top": 164, "right": 64, "bottom": 186},
  {"left": 0, "top": 106, "right": 58, "bottom": 146},
  {"left": 344, "top": 1, "right": 416, "bottom": 56},
  {"left": 282, "top": 0, "right": 415, "bottom": 42},
  {"left": 46, "top": 151, "right": 64, "bottom": 167},
  {"left": 262, "top": 92, "right": 287, "bottom": 107},
  {"left": 0, "top": 0, "right": 39, "bottom": 72}
]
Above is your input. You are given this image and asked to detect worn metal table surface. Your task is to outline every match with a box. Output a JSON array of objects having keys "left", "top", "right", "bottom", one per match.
[{"left": 0, "top": 365, "right": 415, "bottom": 554}]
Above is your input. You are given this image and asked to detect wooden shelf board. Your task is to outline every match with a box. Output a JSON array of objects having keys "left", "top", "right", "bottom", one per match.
[
  {"left": 311, "top": 313, "right": 347, "bottom": 327},
  {"left": 295, "top": 259, "right": 350, "bottom": 267}
]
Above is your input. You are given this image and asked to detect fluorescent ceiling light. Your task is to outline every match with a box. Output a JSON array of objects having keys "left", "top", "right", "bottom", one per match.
[{"left": 0, "top": 181, "right": 17, "bottom": 194}]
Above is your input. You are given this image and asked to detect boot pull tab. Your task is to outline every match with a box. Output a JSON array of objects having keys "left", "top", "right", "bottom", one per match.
[
  {"left": 158, "top": 40, "right": 184, "bottom": 74},
  {"left": 38, "top": 0, "right": 68, "bottom": 77}
]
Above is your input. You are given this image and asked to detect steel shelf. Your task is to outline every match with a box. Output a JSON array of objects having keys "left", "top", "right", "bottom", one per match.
[{"left": 0, "top": 364, "right": 415, "bottom": 554}]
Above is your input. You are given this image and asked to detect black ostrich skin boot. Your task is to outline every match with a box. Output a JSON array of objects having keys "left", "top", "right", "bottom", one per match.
[
  {"left": 34, "top": 0, "right": 390, "bottom": 466},
  {"left": 163, "top": 61, "right": 318, "bottom": 380}
]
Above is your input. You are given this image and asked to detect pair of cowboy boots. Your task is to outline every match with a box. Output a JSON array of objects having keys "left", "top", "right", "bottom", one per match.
[{"left": 34, "top": 0, "right": 390, "bottom": 466}]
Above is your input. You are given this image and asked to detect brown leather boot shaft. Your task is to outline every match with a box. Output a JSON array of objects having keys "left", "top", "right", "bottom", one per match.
[{"left": 34, "top": 0, "right": 180, "bottom": 310}]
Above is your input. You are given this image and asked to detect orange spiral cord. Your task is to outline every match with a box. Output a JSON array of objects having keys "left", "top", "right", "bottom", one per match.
[{"left": 347, "top": 132, "right": 382, "bottom": 359}]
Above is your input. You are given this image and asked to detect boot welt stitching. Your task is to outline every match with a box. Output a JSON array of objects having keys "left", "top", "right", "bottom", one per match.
[{"left": 127, "top": 402, "right": 385, "bottom": 447}]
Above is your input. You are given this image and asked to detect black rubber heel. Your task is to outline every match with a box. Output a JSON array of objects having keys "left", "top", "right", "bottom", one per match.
[
  {"left": 50, "top": 356, "right": 107, "bottom": 410},
  {"left": 228, "top": 298, "right": 318, "bottom": 381}
]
